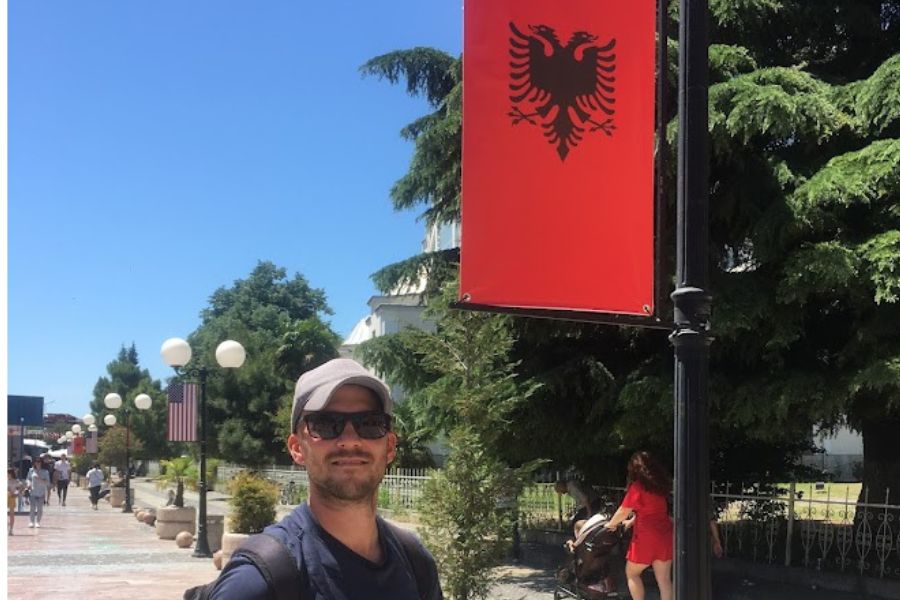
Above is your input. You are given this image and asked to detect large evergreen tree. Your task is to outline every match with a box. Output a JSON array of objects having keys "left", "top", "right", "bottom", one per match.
[
  {"left": 90, "top": 344, "right": 170, "bottom": 460},
  {"left": 188, "top": 261, "right": 339, "bottom": 464}
]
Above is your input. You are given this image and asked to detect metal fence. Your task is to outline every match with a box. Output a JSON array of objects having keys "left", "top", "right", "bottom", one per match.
[
  {"left": 220, "top": 464, "right": 433, "bottom": 511},
  {"left": 713, "top": 482, "right": 900, "bottom": 580},
  {"left": 217, "top": 465, "right": 900, "bottom": 581}
]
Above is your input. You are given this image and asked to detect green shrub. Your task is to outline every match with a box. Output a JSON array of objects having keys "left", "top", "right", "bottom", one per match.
[
  {"left": 228, "top": 471, "right": 278, "bottom": 534},
  {"left": 70, "top": 455, "right": 91, "bottom": 477}
]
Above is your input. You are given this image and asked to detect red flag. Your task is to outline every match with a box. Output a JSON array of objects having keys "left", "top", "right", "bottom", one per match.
[
  {"left": 461, "top": 0, "right": 657, "bottom": 316},
  {"left": 73, "top": 435, "right": 85, "bottom": 455},
  {"left": 167, "top": 383, "right": 198, "bottom": 442}
]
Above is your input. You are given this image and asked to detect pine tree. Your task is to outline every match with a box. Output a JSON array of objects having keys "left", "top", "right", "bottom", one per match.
[{"left": 91, "top": 344, "right": 170, "bottom": 460}]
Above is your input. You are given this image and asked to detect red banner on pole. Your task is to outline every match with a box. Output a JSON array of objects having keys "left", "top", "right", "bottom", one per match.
[
  {"left": 461, "top": 0, "right": 657, "bottom": 317},
  {"left": 73, "top": 436, "right": 85, "bottom": 456}
]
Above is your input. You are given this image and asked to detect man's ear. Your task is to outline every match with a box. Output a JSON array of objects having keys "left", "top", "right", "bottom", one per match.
[
  {"left": 287, "top": 433, "right": 306, "bottom": 467},
  {"left": 386, "top": 431, "right": 398, "bottom": 465}
]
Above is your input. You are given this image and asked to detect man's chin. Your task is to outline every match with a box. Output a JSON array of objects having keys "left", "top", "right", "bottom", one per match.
[{"left": 317, "top": 476, "right": 381, "bottom": 503}]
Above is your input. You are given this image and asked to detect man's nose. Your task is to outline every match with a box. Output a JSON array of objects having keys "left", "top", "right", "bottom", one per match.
[{"left": 335, "top": 420, "right": 362, "bottom": 443}]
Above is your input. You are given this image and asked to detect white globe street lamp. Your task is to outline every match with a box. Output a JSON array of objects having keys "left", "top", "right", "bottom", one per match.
[
  {"left": 103, "top": 414, "right": 116, "bottom": 427},
  {"left": 103, "top": 392, "right": 153, "bottom": 513},
  {"left": 160, "top": 337, "right": 192, "bottom": 368},
  {"left": 83, "top": 414, "right": 96, "bottom": 427},
  {"left": 104, "top": 393, "right": 123, "bottom": 410},
  {"left": 160, "top": 337, "right": 245, "bottom": 558}
]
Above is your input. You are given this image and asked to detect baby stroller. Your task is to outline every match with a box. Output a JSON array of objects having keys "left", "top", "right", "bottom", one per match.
[{"left": 555, "top": 513, "right": 625, "bottom": 599}]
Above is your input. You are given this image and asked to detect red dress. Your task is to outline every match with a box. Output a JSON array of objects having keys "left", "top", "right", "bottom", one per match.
[{"left": 621, "top": 481, "right": 673, "bottom": 564}]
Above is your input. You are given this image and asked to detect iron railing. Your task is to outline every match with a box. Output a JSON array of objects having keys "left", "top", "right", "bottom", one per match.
[{"left": 217, "top": 465, "right": 900, "bottom": 581}]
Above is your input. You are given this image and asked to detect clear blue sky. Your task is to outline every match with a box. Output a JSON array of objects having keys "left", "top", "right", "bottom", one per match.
[{"left": 8, "top": 1, "right": 461, "bottom": 419}]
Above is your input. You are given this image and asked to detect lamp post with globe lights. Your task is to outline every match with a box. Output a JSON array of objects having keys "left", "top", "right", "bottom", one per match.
[
  {"left": 103, "top": 392, "right": 152, "bottom": 513},
  {"left": 160, "top": 337, "right": 245, "bottom": 558}
]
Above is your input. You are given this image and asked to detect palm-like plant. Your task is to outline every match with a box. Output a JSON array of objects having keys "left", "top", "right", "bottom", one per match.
[{"left": 155, "top": 456, "right": 198, "bottom": 507}]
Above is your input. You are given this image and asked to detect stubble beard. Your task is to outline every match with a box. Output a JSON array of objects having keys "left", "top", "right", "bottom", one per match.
[{"left": 309, "top": 455, "right": 386, "bottom": 504}]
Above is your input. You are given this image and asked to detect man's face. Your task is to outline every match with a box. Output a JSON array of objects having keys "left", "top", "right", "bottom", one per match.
[{"left": 287, "top": 384, "right": 396, "bottom": 504}]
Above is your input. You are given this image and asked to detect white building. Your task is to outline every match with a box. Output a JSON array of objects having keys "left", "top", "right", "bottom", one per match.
[{"left": 341, "top": 222, "right": 460, "bottom": 464}]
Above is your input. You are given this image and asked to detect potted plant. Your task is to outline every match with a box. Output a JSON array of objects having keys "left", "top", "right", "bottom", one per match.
[
  {"left": 109, "top": 472, "right": 127, "bottom": 507},
  {"left": 154, "top": 456, "right": 198, "bottom": 539},
  {"left": 221, "top": 471, "right": 278, "bottom": 563}
]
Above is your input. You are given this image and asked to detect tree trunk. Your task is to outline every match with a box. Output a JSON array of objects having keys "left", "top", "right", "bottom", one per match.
[
  {"left": 176, "top": 480, "right": 185, "bottom": 508},
  {"left": 857, "top": 414, "right": 900, "bottom": 508}
]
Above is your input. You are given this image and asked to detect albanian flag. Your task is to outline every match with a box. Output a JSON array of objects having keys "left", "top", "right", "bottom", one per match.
[{"left": 461, "top": 0, "right": 657, "bottom": 317}]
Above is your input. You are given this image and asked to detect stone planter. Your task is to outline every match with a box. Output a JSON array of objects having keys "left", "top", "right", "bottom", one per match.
[
  {"left": 205, "top": 515, "right": 225, "bottom": 554},
  {"left": 221, "top": 532, "right": 250, "bottom": 565},
  {"left": 156, "top": 506, "right": 196, "bottom": 540},
  {"left": 109, "top": 487, "right": 126, "bottom": 508}
]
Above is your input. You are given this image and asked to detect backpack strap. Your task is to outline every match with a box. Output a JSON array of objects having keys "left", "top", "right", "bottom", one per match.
[
  {"left": 233, "top": 532, "right": 305, "bottom": 600},
  {"left": 386, "top": 522, "right": 436, "bottom": 600}
]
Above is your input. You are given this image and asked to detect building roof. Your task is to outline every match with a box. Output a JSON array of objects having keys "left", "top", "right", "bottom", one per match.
[{"left": 343, "top": 316, "right": 374, "bottom": 347}]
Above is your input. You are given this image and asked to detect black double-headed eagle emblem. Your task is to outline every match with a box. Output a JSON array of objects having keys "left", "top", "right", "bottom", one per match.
[{"left": 508, "top": 22, "right": 617, "bottom": 161}]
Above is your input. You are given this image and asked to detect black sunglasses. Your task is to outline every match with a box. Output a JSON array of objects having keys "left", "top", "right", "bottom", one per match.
[{"left": 303, "top": 411, "right": 392, "bottom": 440}]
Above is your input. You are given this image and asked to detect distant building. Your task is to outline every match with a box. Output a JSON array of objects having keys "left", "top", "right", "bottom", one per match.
[
  {"left": 341, "top": 221, "right": 459, "bottom": 465},
  {"left": 44, "top": 413, "right": 79, "bottom": 427}
]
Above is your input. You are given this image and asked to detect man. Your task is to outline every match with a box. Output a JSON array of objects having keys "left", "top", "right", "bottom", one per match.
[
  {"left": 54, "top": 454, "right": 72, "bottom": 506},
  {"left": 212, "top": 358, "right": 442, "bottom": 599},
  {"left": 86, "top": 463, "right": 105, "bottom": 510}
]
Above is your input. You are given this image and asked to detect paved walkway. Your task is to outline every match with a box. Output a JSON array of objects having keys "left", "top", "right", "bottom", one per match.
[
  {"left": 7, "top": 481, "right": 222, "bottom": 599},
  {"left": 7, "top": 480, "right": 890, "bottom": 599}
]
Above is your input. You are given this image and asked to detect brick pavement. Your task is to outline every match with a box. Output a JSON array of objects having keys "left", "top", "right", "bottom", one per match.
[{"left": 7, "top": 481, "right": 220, "bottom": 599}]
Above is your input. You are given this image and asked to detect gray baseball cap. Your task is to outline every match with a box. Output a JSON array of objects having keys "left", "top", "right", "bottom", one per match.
[{"left": 291, "top": 358, "right": 393, "bottom": 432}]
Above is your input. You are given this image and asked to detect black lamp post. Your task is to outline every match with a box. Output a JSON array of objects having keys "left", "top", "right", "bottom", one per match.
[
  {"left": 161, "top": 337, "right": 245, "bottom": 558},
  {"left": 104, "top": 393, "right": 152, "bottom": 513},
  {"left": 672, "top": 0, "right": 712, "bottom": 598}
]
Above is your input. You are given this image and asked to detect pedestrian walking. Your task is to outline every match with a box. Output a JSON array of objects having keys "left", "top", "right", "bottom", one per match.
[
  {"left": 26, "top": 459, "right": 52, "bottom": 528},
  {"left": 86, "top": 463, "right": 105, "bottom": 510},
  {"left": 197, "top": 358, "right": 442, "bottom": 599},
  {"left": 54, "top": 454, "right": 72, "bottom": 506},
  {"left": 8, "top": 468, "right": 24, "bottom": 535},
  {"left": 41, "top": 455, "right": 55, "bottom": 506},
  {"left": 604, "top": 450, "right": 673, "bottom": 600}
]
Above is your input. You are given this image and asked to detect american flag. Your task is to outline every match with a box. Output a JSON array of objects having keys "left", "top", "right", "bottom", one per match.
[
  {"left": 86, "top": 431, "right": 98, "bottom": 454},
  {"left": 167, "top": 382, "right": 199, "bottom": 442}
]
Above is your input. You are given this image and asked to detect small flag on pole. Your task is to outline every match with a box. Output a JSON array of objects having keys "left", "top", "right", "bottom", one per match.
[
  {"left": 86, "top": 431, "right": 98, "bottom": 454},
  {"left": 167, "top": 382, "right": 199, "bottom": 442}
]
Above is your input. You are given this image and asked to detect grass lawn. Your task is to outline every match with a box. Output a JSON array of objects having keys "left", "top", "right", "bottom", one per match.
[
  {"left": 778, "top": 482, "right": 863, "bottom": 523},
  {"left": 778, "top": 482, "right": 862, "bottom": 502}
]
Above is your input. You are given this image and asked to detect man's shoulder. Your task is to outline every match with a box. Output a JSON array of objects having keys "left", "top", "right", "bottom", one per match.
[{"left": 210, "top": 506, "right": 311, "bottom": 599}]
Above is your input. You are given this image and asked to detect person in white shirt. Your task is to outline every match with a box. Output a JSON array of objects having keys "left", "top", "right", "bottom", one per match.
[
  {"left": 54, "top": 455, "right": 72, "bottom": 506},
  {"left": 86, "top": 463, "right": 105, "bottom": 510},
  {"left": 26, "top": 461, "right": 51, "bottom": 527}
]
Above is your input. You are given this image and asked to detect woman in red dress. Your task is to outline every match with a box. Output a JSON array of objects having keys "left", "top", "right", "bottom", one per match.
[{"left": 604, "top": 451, "right": 673, "bottom": 600}]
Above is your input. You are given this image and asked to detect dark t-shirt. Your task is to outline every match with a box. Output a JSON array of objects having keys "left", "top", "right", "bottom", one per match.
[{"left": 211, "top": 503, "right": 442, "bottom": 600}]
